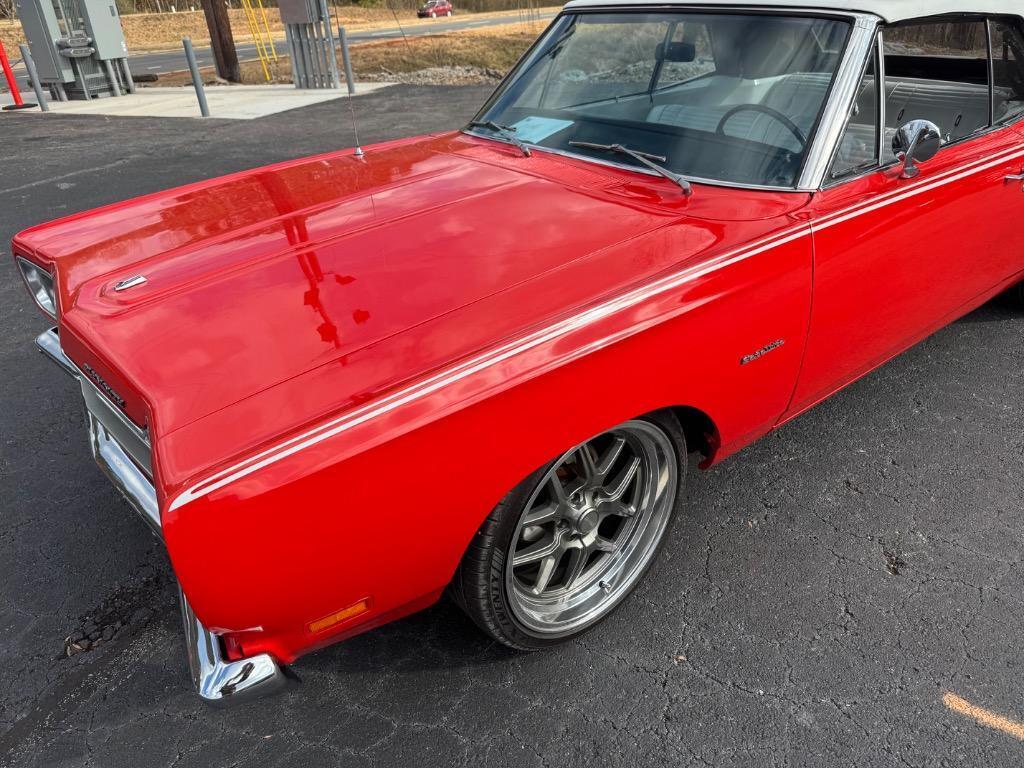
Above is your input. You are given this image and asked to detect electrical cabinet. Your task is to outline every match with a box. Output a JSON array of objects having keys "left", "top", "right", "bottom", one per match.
[{"left": 14, "top": 0, "right": 132, "bottom": 98}]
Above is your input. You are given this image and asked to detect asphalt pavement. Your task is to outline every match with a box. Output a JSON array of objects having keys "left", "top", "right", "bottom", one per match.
[{"left": 1, "top": 86, "right": 1024, "bottom": 767}]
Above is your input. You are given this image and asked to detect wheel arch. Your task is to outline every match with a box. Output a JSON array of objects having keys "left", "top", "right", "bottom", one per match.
[
  {"left": 442, "top": 402, "right": 722, "bottom": 585},
  {"left": 668, "top": 404, "right": 721, "bottom": 469}
]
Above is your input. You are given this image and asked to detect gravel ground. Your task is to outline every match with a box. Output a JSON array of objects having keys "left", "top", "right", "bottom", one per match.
[
  {"left": 1, "top": 85, "right": 1024, "bottom": 767},
  {"left": 361, "top": 65, "right": 504, "bottom": 85}
]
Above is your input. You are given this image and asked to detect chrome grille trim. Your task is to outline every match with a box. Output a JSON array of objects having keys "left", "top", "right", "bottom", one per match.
[
  {"left": 36, "top": 326, "right": 153, "bottom": 477},
  {"left": 78, "top": 371, "right": 152, "bottom": 478},
  {"left": 88, "top": 414, "right": 162, "bottom": 536}
]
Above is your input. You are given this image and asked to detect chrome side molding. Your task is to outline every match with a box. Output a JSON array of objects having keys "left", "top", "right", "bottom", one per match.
[{"left": 35, "top": 327, "right": 290, "bottom": 706}]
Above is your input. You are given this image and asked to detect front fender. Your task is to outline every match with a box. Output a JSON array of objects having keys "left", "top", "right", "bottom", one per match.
[{"left": 161, "top": 221, "right": 812, "bottom": 663}]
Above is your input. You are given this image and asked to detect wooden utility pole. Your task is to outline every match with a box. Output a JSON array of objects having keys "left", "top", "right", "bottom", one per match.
[{"left": 200, "top": 0, "right": 240, "bottom": 83}]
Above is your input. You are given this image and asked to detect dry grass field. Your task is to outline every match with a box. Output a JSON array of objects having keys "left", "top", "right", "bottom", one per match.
[{"left": 154, "top": 22, "right": 541, "bottom": 85}]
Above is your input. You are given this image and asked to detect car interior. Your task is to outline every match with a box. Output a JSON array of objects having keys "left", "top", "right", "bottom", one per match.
[
  {"left": 834, "top": 18, "right": 1024, "bottom": 177},
  {"left": 491, "top": 16, "right": 848, "bottom": 186},
  {"left": 558, "top": 18, "right": 844, "bottom": 154},
  {"left": 484, "top": 13, "right": 1024, "bottom": 188}
]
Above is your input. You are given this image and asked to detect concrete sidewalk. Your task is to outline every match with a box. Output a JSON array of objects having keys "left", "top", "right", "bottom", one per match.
[{"left": 0, "top": 82, "right": 393, "bottom": 120}]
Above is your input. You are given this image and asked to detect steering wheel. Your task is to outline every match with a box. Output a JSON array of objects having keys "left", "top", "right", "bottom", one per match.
[{"left": 715, "top": 104, "right": 807, "bottom": 149}]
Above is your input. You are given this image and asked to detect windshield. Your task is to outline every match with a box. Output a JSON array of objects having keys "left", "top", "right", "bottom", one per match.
[{"left": 472, "top": 12, "right": 852, "bottom": 188}]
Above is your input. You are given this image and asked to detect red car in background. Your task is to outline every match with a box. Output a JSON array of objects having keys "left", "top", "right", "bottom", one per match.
[
  {"left": 417, "top": 0, "right": 453, "bottom": 17},
  {"left": 12, "top": 0, "right": 1024, "bottom": 705}
]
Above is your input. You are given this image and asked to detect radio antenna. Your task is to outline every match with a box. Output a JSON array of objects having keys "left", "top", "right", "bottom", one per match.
[
  {"left": 346, "top": 81, "right": 364, "bottom": 157},
  {"left": 346, "top": 0, "right": 409, "bottom": 160},
  {"left": 332, "top": 2, "right": 364, "bottom": 157}
]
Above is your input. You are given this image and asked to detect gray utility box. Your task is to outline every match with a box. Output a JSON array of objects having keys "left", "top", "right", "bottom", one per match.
[
  {"left": 15, "top": 0, "right": 131, "bottom": 98},
  {"left": 279, "top": 0, "right": 321, "bottom": 26},
  {"left": 14, "top": 0, "right": 74, "bottom": 82},
  {"left": 81, "top": 0, "right": 127, "bottom": 60}
]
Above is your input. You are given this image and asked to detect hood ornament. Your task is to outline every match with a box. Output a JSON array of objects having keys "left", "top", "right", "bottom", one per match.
[{"left": 114, "top": 275, "right": 147, "bottom": 292}]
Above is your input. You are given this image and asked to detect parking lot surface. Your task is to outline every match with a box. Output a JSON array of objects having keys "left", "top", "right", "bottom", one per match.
[{"left": 1, "top": 86, "right": 1023, "bottom": 767}]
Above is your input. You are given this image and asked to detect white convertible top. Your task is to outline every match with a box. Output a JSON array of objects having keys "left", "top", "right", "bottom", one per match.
[{"left": 562, "top": 0, "right": 1022, "bottom": 23}]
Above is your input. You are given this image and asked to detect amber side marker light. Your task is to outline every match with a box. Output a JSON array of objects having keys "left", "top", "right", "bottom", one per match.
[{"left": 307, "top": 598, "right": 371, "bottom": 635}]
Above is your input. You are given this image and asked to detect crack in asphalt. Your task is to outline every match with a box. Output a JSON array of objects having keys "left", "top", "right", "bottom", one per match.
[{"left": 0, "top": 160, "right": 133, "bottom": 197}]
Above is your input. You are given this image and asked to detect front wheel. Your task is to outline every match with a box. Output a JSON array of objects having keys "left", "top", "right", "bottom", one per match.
[{"left": 451, "top": 410, "right": 686, "bottom": 649}]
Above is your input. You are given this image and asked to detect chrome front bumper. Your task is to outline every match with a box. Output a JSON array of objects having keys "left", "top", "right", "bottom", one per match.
[{"left": 36, "top": 327, "right": 288, "bottom": 706}]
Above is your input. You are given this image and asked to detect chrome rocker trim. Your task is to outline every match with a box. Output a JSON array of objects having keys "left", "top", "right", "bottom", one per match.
[{"left": 36, "top": 327, "right": 288, "bottom": 706}]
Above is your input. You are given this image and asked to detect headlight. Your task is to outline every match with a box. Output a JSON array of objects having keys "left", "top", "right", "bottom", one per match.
[{"left": 16, "top": 256, "right": 57, "bottom": 319}]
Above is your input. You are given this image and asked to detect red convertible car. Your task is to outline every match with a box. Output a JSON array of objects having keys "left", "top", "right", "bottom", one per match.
[{"left": 13, "top": 0, "right": 1024, "bottom": 704}]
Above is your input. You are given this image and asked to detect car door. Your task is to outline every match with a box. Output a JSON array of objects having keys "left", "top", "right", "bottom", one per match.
[{"left": 786, "top": 17, "right": 1024, "bottom": 416}]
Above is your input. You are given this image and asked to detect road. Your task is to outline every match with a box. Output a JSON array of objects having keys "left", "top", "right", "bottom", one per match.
[
  {"left": 129, "top": 12, "right": 555, "bottom": 76},
  {"left": 2, "top": 86, "right": 1024, "bottom": 767}
]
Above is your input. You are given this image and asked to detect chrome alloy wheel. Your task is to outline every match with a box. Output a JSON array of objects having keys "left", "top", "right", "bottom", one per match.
[{"left": 504, "top": 420, "right": 678, "bottom": 637}]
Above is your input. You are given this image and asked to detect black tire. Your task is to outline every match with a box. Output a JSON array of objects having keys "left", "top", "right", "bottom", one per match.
[
  {"left": 1012, "top": 282, "right": 1024, "bottom": 309},
  {"left": 450, "top": 409, "right": 687, "bottom": 650}
]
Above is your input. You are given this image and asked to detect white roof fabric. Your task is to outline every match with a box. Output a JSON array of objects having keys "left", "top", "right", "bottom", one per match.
[{"left": 562, "top": 0, "right": 1022, "bottom": 24}]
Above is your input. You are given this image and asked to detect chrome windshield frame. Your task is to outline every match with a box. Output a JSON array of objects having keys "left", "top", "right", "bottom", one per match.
[
  {"left": 797, "top": 13, "right": 881, "bottom": 189},
  {"left": 467, "top": 6, "right": 882, "bottom": 193}
]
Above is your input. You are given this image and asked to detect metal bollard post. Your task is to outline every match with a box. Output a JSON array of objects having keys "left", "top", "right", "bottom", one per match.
[
  {"left": 182, "top": 37, "right": 210, "bottom": 117},
  {"left": 18, "top": 45, "right": 49, "bottom": 111},
  {"left": 120, "top": 59, "right": 136, "bottom": 94},
  {"left": 338, "top": 26, "right": 355, "bottom": 95},
  {"left": 102, "top": 59, "right": 122, "bottom": 97}
]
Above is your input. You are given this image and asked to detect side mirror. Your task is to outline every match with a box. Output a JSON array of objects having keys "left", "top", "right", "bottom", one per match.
[{"left": 892, "top": 119, "right": 942, "bottom": 179}]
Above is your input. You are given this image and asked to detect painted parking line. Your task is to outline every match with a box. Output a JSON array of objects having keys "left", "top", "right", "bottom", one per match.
[{"left": 943, "top": 692, "right": 1024, "bottom": 741}]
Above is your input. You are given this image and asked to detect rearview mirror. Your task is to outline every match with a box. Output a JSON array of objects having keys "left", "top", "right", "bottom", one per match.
[
  {"left": 656, "top": 42, "right": 696, "bottom": 63},
  {"left": 892, "top": 119, "right": 941, "bottom": 179}
]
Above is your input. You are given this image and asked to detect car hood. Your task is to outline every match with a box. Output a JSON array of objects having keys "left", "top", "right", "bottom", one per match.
[{"left": 14, "top": 132, "right": 809, "bottom": 481}]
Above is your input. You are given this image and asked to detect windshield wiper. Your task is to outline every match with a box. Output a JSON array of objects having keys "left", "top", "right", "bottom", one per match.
[
  {"left": 467, "top": 120, "right": 532, "bottom": 157},
  {"left": 568, "top": 141, "right": 693, "bottom": 196}
]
